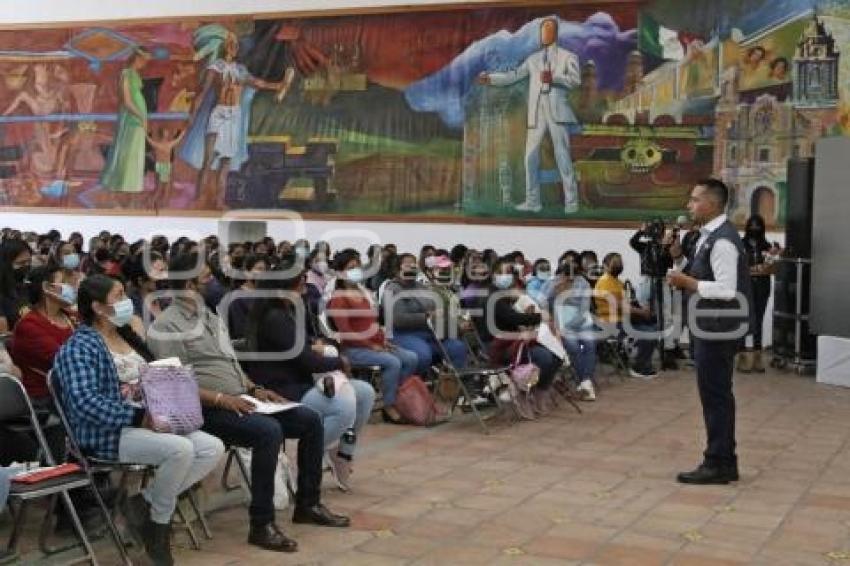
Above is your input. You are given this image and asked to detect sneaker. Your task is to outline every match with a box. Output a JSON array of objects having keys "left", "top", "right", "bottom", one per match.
[
  {"left": 577, "top": 379, "right": 596, "bottom": 401},
  {"left": 564, "top": 201, "right": 579, "bottom": 214},
  {"left": 515, "top": 201, "right": 542, "bottom": 213},
  {"left": 629, "top": 366, "right": 658, "bottom": 380}
]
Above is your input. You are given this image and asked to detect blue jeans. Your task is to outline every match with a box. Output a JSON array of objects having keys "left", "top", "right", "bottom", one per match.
[
  {"left": 344, "top": 346, "right": 418, "bottom": 406},
  {"left": 527, "top": 344, "right": 560, "bottom": 390},
  {"left": 301, "top": 379, "right": 376, "bottom": 457},
  {"left": 392, "top": 330, "right": 468, "bottom": 374},
  {"left": 562, "top": 335, "right": 596, "bottom": 383}
]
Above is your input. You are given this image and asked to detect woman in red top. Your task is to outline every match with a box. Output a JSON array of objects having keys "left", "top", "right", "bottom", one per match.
[
  {"left": 327, "top": 249, "right": 418, "bottom": 424},
  {"left": 10, "top": 264, "right": 76, "bottom": 401}
]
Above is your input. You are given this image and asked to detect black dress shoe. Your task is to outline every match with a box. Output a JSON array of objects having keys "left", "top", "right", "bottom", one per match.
[
  {"left": 676, "top": 464, "right": 737, "bottom": 485},
  {"left": 292, "top": 503, "right": 351, "bottom": 527},
  {"left": 248, "top": 522, "right": 298, "bottom": 552}
]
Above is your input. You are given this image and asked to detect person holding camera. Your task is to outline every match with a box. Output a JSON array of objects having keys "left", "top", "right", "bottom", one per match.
[
  {"left": 629, "top": 220, "right": 679, "bottom": 370},
  {"left": 667, "top": 179, "right": 753, "bottom": 485}
]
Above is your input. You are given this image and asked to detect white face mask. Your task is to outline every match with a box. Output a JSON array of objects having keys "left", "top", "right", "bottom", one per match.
[
  {"left": 345, "top": 267, "right": 365, "bottom": 284},
  {"left": 313, "top": 261, "right": 329, "bottom": 274},
  {"left": 493, "top": 274, "right": 514, "bottom": 289}
]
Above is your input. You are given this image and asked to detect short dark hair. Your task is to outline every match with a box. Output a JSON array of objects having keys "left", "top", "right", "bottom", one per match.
[
  {"left": 770, "top": 57, "right": 789, "bottom": 70},
  {"left": 26, "top": 264, "right": 62, "bottom": 305},
  {"left": 696, "top": 178, "right": 729, "bottom": 209},
  {"left": 333, "top": 248, "right": 360, "bottom": 273},
  {"left": 168, "top": 252, "right": 204, "bottom": 290}
]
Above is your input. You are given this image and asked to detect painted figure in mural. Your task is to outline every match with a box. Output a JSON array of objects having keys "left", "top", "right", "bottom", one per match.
[
  {"left": 769, "top": 57, "right": 789, "bottom": 82},
  {"left": 146, "top": 126, "right": 186, "bottom": 207},
  {"left": 478, "top": 18, "right": 581, "bottom": 214},
  {"left": 3, "top": 63, "right": 71, "bottom": 178},
  {"left": 180, "top": 29, "right": 295, "bottom": 209},
  {"left": 100, "top": 49, "right": 151, "bottom": 208}
]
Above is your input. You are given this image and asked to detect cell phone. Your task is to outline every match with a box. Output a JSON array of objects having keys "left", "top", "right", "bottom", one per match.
[{"left": 322, "top": 374, "right": 335, "bottom": 398}]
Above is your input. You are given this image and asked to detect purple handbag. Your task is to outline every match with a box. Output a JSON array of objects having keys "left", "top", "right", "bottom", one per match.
[
  {"left": 139, "top": 365, "right": 203, "bottom": 435},
  {"left": 510, "top": 343, "right": 540, "bottom": 392}
]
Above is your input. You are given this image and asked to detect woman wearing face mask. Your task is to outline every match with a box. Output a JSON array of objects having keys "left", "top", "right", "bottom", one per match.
[
  {"left": 10, "top": 265, "right": 78, "bottom": 404},
  {"left": 739, "top": 215, "right": 778, "bottom": 373},
  {"left": 125, "top": 252, "right": 169, "bottom": 325},
  {"left": 327, "top": 249, "right": 418, "bottom": 424},
  {"left": 594, "top": 253, "right": 658, "bottom": 379},
  {"left": 547, "top": 262, "right": 597, "bottom": 401},
  {"left": 486, "top": 258, "right": 561, "bottom": 412},
  {"left": 54, "top": 275, "right": 225, "bottom": 566},
  {"left": 0, "top": 239, "right": 33, "bottom": 332},
  {"left": 49, "top": 240, "right": 84, "bottom": 288},
  {"left": 381, "top": 254, "right": 468, "bottom": 377},
  {"left": 305, "top": 249, "right": 331, "bottom": 319},
  {"left": 526, "top": 259, "right": 553, "bottom": 307},
  {"left": 226, "top": 255, "right": 269, "bottom": 340},
  {"left": 244, "top": 259, "right": 376, "bottom": 491}
]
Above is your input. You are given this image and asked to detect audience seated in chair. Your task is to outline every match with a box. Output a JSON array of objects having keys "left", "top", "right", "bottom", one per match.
[
  {"left": 243, "top": 254, "right": 375, "bottom": 491},
  {"left": 53, "top": 274, "right": 225, "bottom": 566},
  {"left": 147, "top": 253, "right": 350, "bottom": 555},
  {"left": 326, "top": 249, "right": 418, "bottom": 425}
]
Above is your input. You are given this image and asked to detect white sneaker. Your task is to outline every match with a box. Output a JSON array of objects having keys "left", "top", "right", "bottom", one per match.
[
  {"left": 515, "top": 201, "right": 542, "bottom": 213},
  {"left": 577, "top": 379, "right": 596, "bottom": 401},
  {"left": 564, "top": 202, "right": 579, "bottom": 214}
]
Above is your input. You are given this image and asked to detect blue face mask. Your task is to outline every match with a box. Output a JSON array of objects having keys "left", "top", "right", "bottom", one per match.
[
  {"left": 61, "top": 253, "right": 80, "bottom": 270},
  {"left": 537, "top": 270, "right": 552, "bottom": 281},
  {"left": 493, "top": 274, "right": 514, "bottom": 289},
  {"left": 345, "top": 267, "right": 365, "bottom": 284},
  {"left": 108, "top": 298, "right": 134, "bottom": 328},
  {"left": 59, "top": 284, "right": 77, "bottom": 305}
]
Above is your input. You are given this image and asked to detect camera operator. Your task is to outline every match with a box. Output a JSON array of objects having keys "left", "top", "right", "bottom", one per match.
[{"left": 629, "top": 219, "right": 679, "bottom": 370}]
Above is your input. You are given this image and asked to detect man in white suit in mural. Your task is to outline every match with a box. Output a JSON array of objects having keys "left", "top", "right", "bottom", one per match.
[{"left": 479, "top": 17, "right": 581, "bottom": 214}]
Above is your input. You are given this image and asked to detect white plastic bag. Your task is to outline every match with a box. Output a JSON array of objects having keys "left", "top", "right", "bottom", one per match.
[{"left": 237, "top": 448, "right": 295, "bottom": 510}]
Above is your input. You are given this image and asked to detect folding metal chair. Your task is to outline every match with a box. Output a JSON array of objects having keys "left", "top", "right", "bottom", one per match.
[
  {"left": 47, "top": 370, "right": 212, "bottom": 552},
  {"left": 221, "top": 446, "right": 252, "bottom": 494},
  {"left": 1, "top": 372, "right": 130, "bottom": 565},
  {"left": 427, "top": 323, "right": 516, "bottom": 434}
]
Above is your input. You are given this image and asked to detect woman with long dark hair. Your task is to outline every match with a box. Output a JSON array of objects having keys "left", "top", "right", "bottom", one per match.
[
  {"left": 54, "top": 274, "right": 224, "bottom": 565},
  {"left": 0, "top": 239, "right": 33, "bottom": 332},
  {"left": 327, "top": 249, "right": 418, "bottom": 424},
  {"left": 739, "top": 214, "right": 776, "bottom": 373},
  {"left": 10, "top": 265, "right": 77, "bottom": 401},
  {"left": 244, "top": 257, "right": 375, "bottom": 490}
]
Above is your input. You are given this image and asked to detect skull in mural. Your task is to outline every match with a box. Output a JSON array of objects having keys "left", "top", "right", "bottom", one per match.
[{"left": 621, "top": 139, "right": 663, "bottom": 174}]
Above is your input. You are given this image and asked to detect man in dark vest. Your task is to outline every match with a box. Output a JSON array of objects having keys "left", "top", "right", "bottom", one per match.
[{"left": 667, "top": 179, "right": 753, "bottom": 484}]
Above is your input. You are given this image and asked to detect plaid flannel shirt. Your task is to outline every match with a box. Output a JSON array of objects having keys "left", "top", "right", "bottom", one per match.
[{"left": 54, "top": 325, "right": 143, "bottom": 460}]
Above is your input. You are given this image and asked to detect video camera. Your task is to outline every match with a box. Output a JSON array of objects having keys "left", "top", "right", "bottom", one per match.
[{"left": 639, "top": 218, "right": 676, "bottom": 278}]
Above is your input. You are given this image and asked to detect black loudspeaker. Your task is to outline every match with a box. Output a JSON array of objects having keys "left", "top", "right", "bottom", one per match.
[
  {"left": 773, "top": 259, "right": 811, "bottom": 316},
  {"left": 773, "top": 313, "right": 817, "bottom": 361},
  {"left": 785, "top": 158, "right": 815, "bottom": 259}
]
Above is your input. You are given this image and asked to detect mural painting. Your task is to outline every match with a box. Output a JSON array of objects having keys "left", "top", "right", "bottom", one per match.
[{"left": 0, "top": 0, "right": 847, "bottom": 226}]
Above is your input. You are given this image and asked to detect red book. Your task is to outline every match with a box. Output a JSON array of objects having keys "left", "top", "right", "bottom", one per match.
[{"left": 11, "top": 463, "right": 82, "bottom": 484}]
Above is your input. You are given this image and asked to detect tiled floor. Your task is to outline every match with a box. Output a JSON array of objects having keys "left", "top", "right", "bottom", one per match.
[{"left": 7, "top": 364, "right": 850, "bottom": 565}]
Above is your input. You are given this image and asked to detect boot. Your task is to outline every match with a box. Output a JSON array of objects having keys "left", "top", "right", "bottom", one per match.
[
  {"left": 752, "top": 349, "right": 766, "bottom": 373},
  {"left": 145, "top": 522, "right": 174, "bottom": 566},
  {"left": 736, "top": 350, "right": 753, "bottom": 373}
]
